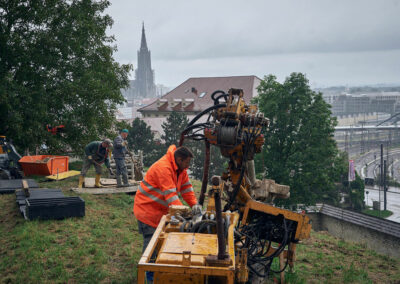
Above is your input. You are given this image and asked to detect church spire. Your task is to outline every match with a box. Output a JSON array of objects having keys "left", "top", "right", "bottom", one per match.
[
  {"left": 135, "top": 22, "right": 155, "bottom": 98},
  {"left": 140, "top": 22, "right": 148, "bottom": 50}
]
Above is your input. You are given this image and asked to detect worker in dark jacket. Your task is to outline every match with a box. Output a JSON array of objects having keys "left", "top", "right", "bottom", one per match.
[
  {"left": 79, "top": 138, "right": 113, "bottom": 188},
  {"left": 112, "top": 129, "right": 132, "bottom": 187}
]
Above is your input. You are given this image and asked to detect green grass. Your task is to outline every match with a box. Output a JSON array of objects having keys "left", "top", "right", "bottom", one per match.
[
  {"left": 362, "top": 208, "right": 393, "bottom": 218},
  {"left": 0, "top": 175, "right": 399, "bottom": 283}
]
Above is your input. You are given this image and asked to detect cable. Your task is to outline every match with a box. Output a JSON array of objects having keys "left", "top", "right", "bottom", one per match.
[
  {"left": 235, "top": 215, "right": 293, "bottom": 279},
  {"left": 211, "top": 90, "right": 229, "bottom": 105}
]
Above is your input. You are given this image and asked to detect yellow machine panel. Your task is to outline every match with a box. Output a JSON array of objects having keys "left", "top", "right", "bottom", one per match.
[{"left": 157, "top": 233, "right": 219, "bottom": 265}]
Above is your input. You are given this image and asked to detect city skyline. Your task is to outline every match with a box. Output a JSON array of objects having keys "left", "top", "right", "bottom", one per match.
[{"left": 107, "top": 0, "right": 400, "bottom": 88}]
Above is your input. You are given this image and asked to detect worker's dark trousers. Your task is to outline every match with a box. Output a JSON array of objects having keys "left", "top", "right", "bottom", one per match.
[
  {"left": 115, "top": 158, "right": 128, "bottom": 185},
  {"left": 137, "top": 220, "right": 156, "bottom": 253},
  {"left": 138, "top": 220, "right": 156, "bottom": 282}
]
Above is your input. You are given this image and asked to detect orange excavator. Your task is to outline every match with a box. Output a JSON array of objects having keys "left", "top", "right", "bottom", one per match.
[{"left": 137, "top": 89, "right": 311, "bottom": 283}]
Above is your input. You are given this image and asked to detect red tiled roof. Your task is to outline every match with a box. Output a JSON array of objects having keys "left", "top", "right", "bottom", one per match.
[{"left": 138, "top": 75, "right": 261, "bottom": 113}]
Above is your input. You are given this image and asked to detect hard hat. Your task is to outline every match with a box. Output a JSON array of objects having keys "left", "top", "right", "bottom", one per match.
[
  {"left": 103, "top": 138, "right": 113, "bottom": 147},
  {"left": 121, "top": 129, "right": 129, "bottom": 133}
]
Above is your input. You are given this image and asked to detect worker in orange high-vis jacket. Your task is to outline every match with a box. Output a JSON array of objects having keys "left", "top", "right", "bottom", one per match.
[{"left": 133, "top": 145, "right": 202, "bottom": 253}]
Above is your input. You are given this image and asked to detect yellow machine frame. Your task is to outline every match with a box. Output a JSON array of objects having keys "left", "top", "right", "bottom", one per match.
[{"left": 137, "top": 89, "right": 312, "bottom": 283}]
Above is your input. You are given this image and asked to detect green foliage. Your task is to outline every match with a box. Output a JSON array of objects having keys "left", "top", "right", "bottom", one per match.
[
  {"left": 161, "top": 111, "right": 189, "bottom": 147},
  {"left": 161, "top": 111, "right": 227, "bottom": 180},
  {"left": 253, "top": 73, "right": 339, "bottom": 205},
  {"left": 190, "top": 142, "right": 228, "bottom": 181},
  {"left": 0, "top": 0, "right": 131, "bottom": 154},
  {"left": 362, "top": 208, "right": 393, "bottom": 218},
  {"left": 127, "top": 118, "right": 159, "bottom": 166},
  {"left": 114, "top": 120, "right": 131, "bottom": 136},
  {"left": 348, "top": 174, "right": 365, "bottom": 210},
  {"left": 1, "top": 185, "right": 400, "bottom": 283}
]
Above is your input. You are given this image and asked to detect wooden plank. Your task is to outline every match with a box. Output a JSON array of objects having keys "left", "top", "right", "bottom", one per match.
[
  {"left": 22, "top": 179, "right": 30, "bottom": 197},
  {"left": 70, "top": 185, "right": 138, "bottom": 195},
  {"left": 46, "top": 170, "right": 81, "bottom": 180}
]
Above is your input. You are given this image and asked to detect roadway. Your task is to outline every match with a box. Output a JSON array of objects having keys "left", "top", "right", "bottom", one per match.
[
  {"left": 348, "top": 146, "right": 400, "bottom": 223},
  {"left": 365, "top": 186, "right": 400, "bottom": 223},
  {"left": 354, "top": 149, "right": 400, "bottom": 180}
]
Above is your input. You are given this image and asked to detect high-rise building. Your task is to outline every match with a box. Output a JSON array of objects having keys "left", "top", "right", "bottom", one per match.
[{"left": 134, "top": 23, "right": 156, "bottom": 98}]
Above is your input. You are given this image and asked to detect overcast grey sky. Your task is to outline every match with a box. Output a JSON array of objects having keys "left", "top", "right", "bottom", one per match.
[{"left": 107, "top": 0, "right": 400, "bottom": 88}]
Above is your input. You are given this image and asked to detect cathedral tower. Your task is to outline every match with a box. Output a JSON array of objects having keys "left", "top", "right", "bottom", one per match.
[{"left": 135, "top": 23, "right": 156, "bottom": 98}]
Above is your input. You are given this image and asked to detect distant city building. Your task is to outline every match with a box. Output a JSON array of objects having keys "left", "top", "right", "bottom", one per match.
[
  {"left": 322, "top": 92, "right": 400, "bottom": 117},
  {"left": 156, "top": 84, "right": 170, "bottom": 97}
]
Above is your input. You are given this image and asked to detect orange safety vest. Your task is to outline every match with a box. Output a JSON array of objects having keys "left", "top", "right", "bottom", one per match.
[{"left": 133, "top": 145, "right": 198, "bottom": 228}]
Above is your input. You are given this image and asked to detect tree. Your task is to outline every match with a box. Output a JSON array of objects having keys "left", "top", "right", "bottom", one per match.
[
  {"left": 253, "top": 73, "right": 339, "bottom": 205},
  {"left": 161, "top": 112, "right": 189, "bottom": 147},
  {"left": 0, "top": 0, "right": 131, "bottom": 154},
  {"left": 190, "top": 142, "right": 228, "bottom": 181},
  {"left": 348, "top": 173, "right": 365, "bottom": 211},
  {"left": 160, "top": 111, "right": 227, "bottom": 180},
  {"left": 127, "top": 118, "right": 159, "bottom": 167}
]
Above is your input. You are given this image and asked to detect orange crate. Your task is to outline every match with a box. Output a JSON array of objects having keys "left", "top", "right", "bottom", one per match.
[{"left": 19, "top": 155, "right": 69, "bottom": 176}]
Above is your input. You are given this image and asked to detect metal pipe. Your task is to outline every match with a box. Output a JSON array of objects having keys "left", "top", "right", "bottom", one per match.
[
  {"left": 245, "top": 160, "right": 256, "bottom": 187},
  {"left": 384, "top": 159, "right": 387, "bottom": 211},
  {"left": 215, "top": 189, "right": 226, "bottom": 259},
  {"left": 199, "top": 141, "right": 210, "bottom": 206},
  {"left": 211, "top": 176, "right": 226, "bottom": 260}
]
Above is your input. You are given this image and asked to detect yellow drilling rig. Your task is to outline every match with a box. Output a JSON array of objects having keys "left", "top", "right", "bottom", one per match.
[{"left": 137, "top": 89, "right": 311, "bottom": 283}]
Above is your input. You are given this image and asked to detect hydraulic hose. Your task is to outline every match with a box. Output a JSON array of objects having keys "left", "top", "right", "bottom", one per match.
[
  {"left": 199, "top": 141, "right": 210, "bottom": 206},
  {"left": 211, "top": 90, "right": 229, "bottom": 105},
  {"left": 179, "top": 103, "right": 226, "bottom": 146}
]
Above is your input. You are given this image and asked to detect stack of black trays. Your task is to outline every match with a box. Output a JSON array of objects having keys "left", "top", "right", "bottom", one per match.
[
  {"left": 16, "top": 188, "right": 85, "bottom": 220},
  {"left": 0, "top": 179, "right": 39, "bottom": 194}
]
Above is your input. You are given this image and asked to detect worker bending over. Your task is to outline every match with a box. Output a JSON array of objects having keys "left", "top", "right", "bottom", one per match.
[
  {"left": 133, "top": 145, "right": 202, "bottom": 252},
  {"left": 79, "top": 138, "right": 114, "bottom": 188}
]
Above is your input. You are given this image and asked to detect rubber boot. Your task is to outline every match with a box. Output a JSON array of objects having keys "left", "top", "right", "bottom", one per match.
[
  {"left": 122, "top": 172, "right": 132, "bottom": 187},
  {"left": 116, "top": 175, "right": 123, "bottom": 188},
  {"left": 78, "top": 176, "right": 85, "bottom": 188},
  {"left": 95, "top": 174, "right": 102, "bottom": 188}
]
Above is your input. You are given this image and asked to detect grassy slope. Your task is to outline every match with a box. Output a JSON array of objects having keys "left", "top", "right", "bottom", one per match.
[{"left": 0, "top": 175, "right": 399, "bottom": 283}]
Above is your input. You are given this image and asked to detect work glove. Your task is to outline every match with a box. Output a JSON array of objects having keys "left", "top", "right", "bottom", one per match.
[
  {"left": 192, "top": 204, "right": 202, "bottom": 215},
  {"left": 108, "top": 168, "right": 114, "bottom": 175},
  {"left": 87, "top": 155, "right": 92, "bottom": 160}
]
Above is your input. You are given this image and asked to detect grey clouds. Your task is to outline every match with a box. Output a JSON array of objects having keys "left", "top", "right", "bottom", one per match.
[{"left": 107, "top": 0, "right": 400, "bottom": 87}]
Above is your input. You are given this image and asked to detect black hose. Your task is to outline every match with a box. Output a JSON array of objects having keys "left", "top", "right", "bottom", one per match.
[
  {"left": 224, "top": 162, "right": 247, "bottom": 211},
  {"left": 179, "top": 103, "right": 226, "bottom": 146},
  {"left": 181, "top": 123, "right": 211, "bottom": 136},
  {"left": 187, "top": 103, "right": 226, "bottom": 128},
  {"left": 199, "top": 220, "right": 218, "bottom": 234},
  {"left": 270, "top": 256, "right": 289, "bottom": 273},
  {"left": 199, "top": 141, "right": 210, "bottom": 206},
  {"left": 190, "top": 220, "right": 216, "bottom": 233},
  {"left": 213, "top": 94, "right": 229, "bottom": 105},
  {"left": 211, "top": 90, "right": 229, "bottom": 105}
]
